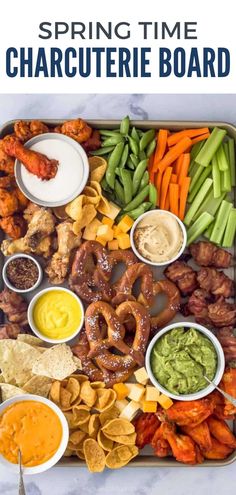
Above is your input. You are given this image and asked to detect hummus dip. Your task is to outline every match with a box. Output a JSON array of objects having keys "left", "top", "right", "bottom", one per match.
[{"left": 133, "top": 211, "right": 184, "bottom": 263}]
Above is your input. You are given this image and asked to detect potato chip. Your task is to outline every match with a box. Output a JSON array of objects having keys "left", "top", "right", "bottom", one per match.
[
  {"left": 17, "top": 334, "right": 45, "bottom": 346},
  {"left": 0, "top": 383, "right": 26, "bottom": 401},
  {"left": 66, "top": 377, "right": 81, "bottom": 403},
  {"left": 83, "top": 439, "right": 106, "bottom": 473},
  {"left": 103, "top": 432, "right": 137, "bottom": 446},
  {"left": 99, "top": 405, "right": 120, "bottom": 427},
  {"left": 102, "top": 418, "right": 135, "bottom": 436},
  {"left": 90, "top": 381, "right": 105, "bottom": 390},
  {"left": 32, "top": 344, "right": 77, "bottom": 381},
  {"left": 60, "top": 387, "right": 72, "bottom": 410},
  {"left": 97, "top": 429, "right": 114, "bottom": 452},
  {"left": 76, "top": 448, "right": 85, "bottom": 460},
  {"left": 72, "top": 205, "right": 97, "bottom": 234},
  {"left": 88, "top": 414, "right": 100, "bottom": 437},
  {"left": 80, "top": 381, "right": 97, "bottom": 408},
  {"left": 72, "top": 405, "right": 91, "bottom": 425},
  {"left": 82, "top": 219, "right": 102, "bottom": 241},
  {"left": 23, "top": 375, "right": 53, "bottom": 398},
  {"left": 89, "top": 156, "right": 107, "bottom": 183},
  {"left": 0, "top": 340, "right": 42, "bottom": 387},
  {"left": 70, "top": 430, "right": 87, "bottom": 447},
  {"left": 105, "top": 445, "right": 139, "bottom": 469},
  {"left": 49, "top": 381, "right": 61, "bottom": 404}
]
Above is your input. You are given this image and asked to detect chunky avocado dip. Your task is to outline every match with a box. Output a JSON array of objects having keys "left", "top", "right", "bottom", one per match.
[{"left": 150, "top": 327, "right": 217, "bottom": 395}]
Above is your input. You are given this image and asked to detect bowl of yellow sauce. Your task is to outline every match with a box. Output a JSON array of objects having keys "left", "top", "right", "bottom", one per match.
[
  {"left": 28, "top": 287, "right": 84, "bottom": 343},
  {"left": 0, "top": 394, "right": 69, "bottom": 474}
]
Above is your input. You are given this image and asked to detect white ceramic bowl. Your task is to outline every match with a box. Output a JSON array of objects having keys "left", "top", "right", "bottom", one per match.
[
  {"left": 145, "top": 321, "right": 225, "bottom": 401},
  {"left": 130, "top": 210, "right": 187, "bottom": 266},
  {"left": 28, "top": 287, "right": 84, "bottom": 344},
  {"left": 2, "top": 253, "right": 43, "bottom": 294},
  {"left": 0, "top": 394, "right": 69, "bottom": 475}
]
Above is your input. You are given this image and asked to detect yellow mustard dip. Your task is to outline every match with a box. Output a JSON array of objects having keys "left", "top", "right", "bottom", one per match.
[{"left": 33, "top": 290, "right": 82, "bottom": 340}]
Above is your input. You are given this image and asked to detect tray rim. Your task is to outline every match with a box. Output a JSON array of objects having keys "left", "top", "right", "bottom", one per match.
[{"left": 0, "top": 117, "right": 236, "bottom": 469}]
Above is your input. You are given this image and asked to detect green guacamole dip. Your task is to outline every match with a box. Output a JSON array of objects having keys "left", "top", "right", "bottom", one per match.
[{"left": 150, "top": 327, "right": 217, "bottom": 395}]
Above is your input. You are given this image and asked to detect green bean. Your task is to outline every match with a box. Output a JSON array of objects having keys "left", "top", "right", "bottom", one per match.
[
  {"left": 146, "top": 138, "right": 156, "bottom": 158},
  {"left": 131, "top": 127, "right": 140, "bottom": 143},
  {"left": 102, "top": 134, "right": 124, "bottom": 147},
  {"left": 132, "top": 159, "right": 148, "bottom": 195},
  {"left": 121, "top": 169, "right": 133, "bottom": 204},
  {"left": 99, "top": 129, "right": 120, "bottom": 136},
  {"left": 127, "top": 158, "right": 135, "bottom": 170},
  {"left": 138, "top": 170, "right": 149, "bottom": 191},
  {"left": 90, "top": 146, "right": 115, "bottom": 156},
  {"left": 106, "top": 142, "right": 125, "bottom": 189},
  {"left": 128, "top": 136, "right": 139, "bottom": 156},
  {"left": 140, "top": 129, "right": 155, "bottom": 151},
  {"left": 128, "top": 202, "right": 152, "bottom": 220},
  {"left": 130, "top": 154, "right": 139, "bottom": 167},
  {"left": 115, "top": 179, "right": 125, "bottom": 204},
  {"left": 120, "top": 143, "right": 129, "bottom": 168},
  {"left": 124, "top": 185, "right": 150, "bottom": 212},
  {"left": 139, "top": 150, "right": 146, "bottom": 161},
  {"left": 149, "top": 183, "right": 158, "bottom": 207},
  {"left": 120, "top": 115, "right": 130, "bottom": 136}
]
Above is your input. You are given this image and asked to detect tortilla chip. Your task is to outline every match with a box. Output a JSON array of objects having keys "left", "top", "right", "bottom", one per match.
[
  {"left": 49, "top": 381, "right": 61, "bottom": 404},
  {"left": 0, "top": 340, "right": 41, "bottom": 387},
  {"left": 70, "top": 430, "right": 87, "bottom": 447},
  {"left": 60, "top": 387, "right": 73, "bottom": 409},
  {"left": 0, "top": 374, "right": 5, "bottom": 383},
  {"left": 22, "top": 375, "right": 53, "bottom": 397},
  {"left": 76, "top": 448, "right": 85, "bottom": 460},
  {"left": 83, "top": 438, "right": 106, "bottom": 472},
  {"left": 103, "top": 432, "right": 137, "bottom": 445},
  {"left": 105, "top": 445, "right": 138, "bottom": 469},
  {"left": 80, "top": 381, "right": 97, "bottom": 408},
  {"left": 99, "top": 405, "right": 120, "bottom": 427},
  {"left": 72, "top": 205, "right": 97, "bottom": 234},
  {"left": 0, "top": 383, "right": 26, "bottom": 401},
  {"left": 66, "top": 377, "right": 81, "bottom": 403},
  {"left": 83, "top": 186, "right": 100, "bottom": 206},
  {"left": 97, "top": 195, "right": 112, "bottom": 216},
  {"left": 89, "top": 157, "right": 107, "bottom": 183},
  {"left": 32, "top": 344, "right": 77, "bottom": 381},
  {"left": 102, "top": 418, "right": 135, "bottom": 436},
  {"left": 88, "top": 414, "right": 100, "bottom": 437},
  {"left": 17, "top": 334, "right": 45, "bottom": 346},
  {"left": 65, "top": 196, "right": 84, "bottom": 221},
  {"left": 97, "top": 429, "right": 114, "bottom": 452},
  {"left": 72, "top": 405, "right": 90, "bottom": 426},
  {"left": 72, "top": 357, "right": 82, "bottom": 370}
]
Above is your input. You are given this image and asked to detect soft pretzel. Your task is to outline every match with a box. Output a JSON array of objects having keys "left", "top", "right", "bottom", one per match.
[
  {"left": 150, "top": 280, "right": 181, "bottom": 331},
  {"left": 112, "top": 263, "right": 154, "bottom": 306}
]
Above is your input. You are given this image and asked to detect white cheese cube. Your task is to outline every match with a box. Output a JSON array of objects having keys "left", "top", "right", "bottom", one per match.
[
  {"left": 145, "top": 386, "right": 160, "bottom": 402},
  {"left": 120, "top": 400, "right": 140, "bottom": 421},
  {"left": 134, "top": 367, "right": 149, "bottom": 385},
  {"left": 115, "top": 399, "right": 129, "bottom": 413},
  {"left": 128, "top": 383, "right": 145, "bottom": 402}
]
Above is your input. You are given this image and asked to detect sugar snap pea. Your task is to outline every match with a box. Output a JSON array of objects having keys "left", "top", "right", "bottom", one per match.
[
  {"left": 121, "top": 169, "right": 133, "bottom": 204},
  {"left": 120, "top": 143, "right": 129, "bottom": 168},
  {"left": 149, "top": 183, "right": 158, "bottom": 207},
  {"left": 131, "top": 127, "right": 140, "bottom": 144},
  {"left": 99, "top": 129, "right": 120, "bottom": 136},
  {"left": 90, "top": 145, "right": 115, "bottom": 156},
  {"left": 132, "top": 159, "right": 148, "bottom": 195},
  {"left": 115, "top": 168, "right": 122, "bottom": 177},
  {"left": 138, "top": 170, "right": 149, "bottom": 191},
  {"left": 130, "top": 154, "right": 139, "bottom": 167},
  {"left": 137, "top": 129, "right": 144, "bottom": 137},
  {"left": 140, "top": 129, "right": 155, "bottom": 151},
  {"left": 124, "top": 185, "right": 150, "bottom": 212},
  {"left": 139, "top": 150, "right": 146, "bottom": 161},
  {"left": 101, "top": 177, "right": 112, "bottom": 193},
  {"left": 128, "top": 136, "right": 139, "bottom": 156},
  {"left": 120, "top": 115, "right": 130, "bottom": 136},
  {"left": 127, "top": 158, "right": 135, "bottom": 170},
  {"left": 146, "top": 138, "right": 156, "bottom": 158},
  {"left": 128, "top": 202, "right": 152, "bottom": 220},
  {"left": 102, "top": 134, "right": 124, "bottom": 147},
  {"left": 106, "top": 142, "right": 125, "bottom": 189},
  {"left": 115, "top": 179, "right": 125, "bottom": 204}
]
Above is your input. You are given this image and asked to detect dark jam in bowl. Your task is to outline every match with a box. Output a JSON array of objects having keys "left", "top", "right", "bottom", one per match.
[{"left": 6, "top": 257, "right": 39, "bottom": 290}]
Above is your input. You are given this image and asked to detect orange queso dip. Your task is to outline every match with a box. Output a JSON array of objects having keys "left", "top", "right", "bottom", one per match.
[{"left": 0, "top": 401, "right": 62, "bottom": 466}]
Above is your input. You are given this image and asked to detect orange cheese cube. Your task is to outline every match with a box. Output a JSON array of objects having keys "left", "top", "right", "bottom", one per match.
[
  {"left": 157, "top": 394, "right": 173, "bottom": 410},
  {"left": 108, "top": 239, "right": 119, "bottom": 251},
  {"left": 142, "top": 401, "right": 157, "bottom": 413},
  {"left": 113, "top": 383, "right": 129, "bottom": 400},
  {"left": 117, "top": 233, "right": 131, "bottom": 249},
  {"left": 95, "top": 236, "right": 107, "bottom": 247},
  {"left": 96, "top": 224, "right": 114, "bottom": 241},
  {"left": 102, "top": 216, "right": 114, "bottom": 228},
  {"left": 117, "top": 215, "right": 134, "bottom": 233},
  {"left": 113, "top": 225, "right": 122, "bottom": 238}
]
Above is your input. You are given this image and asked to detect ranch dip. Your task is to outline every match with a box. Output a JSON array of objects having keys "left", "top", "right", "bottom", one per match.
[{"left": 133, "top": 211, "right": 184, "bottom": 263}]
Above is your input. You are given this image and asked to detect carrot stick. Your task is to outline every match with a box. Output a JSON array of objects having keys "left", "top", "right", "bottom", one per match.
[
  {"left": 178, "top": 153, "right": 190, "bottom": 185},
  {"left": 155, "top": 170, "right": 163, "bottom": 206},
  {"left": 171, "top": 174, "right": 178, "bottom": 183},
  {"left": 160, "top": 167, "right": 172, "bottom": 209},
  {"left": 191, "top": 132, "right": 210, "bottom": 145},
  {"left": 167, "top": 128, "right": 210, "bottom": 147},
  {"left": 175, "top": 155, "right": 184, "bottom": 178},
  {"left": 154, "top": 137, "right": 192, "bottom": 174},
  {"left": 153, "top": 129, "right": 168, "bottom": 171},
  {"left": 164, "top": 191, "right": 170, "bottom": 211},
  {"left": 169, "top": 183, "right": 179, "bottom": 217},
  {"left": 179, "top": 176, "right": 191, "bottom": 221}
]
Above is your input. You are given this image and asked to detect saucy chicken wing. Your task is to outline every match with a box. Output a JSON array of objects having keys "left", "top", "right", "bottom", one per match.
[
  {"left": 151, "top": 425, "right": 172, "bottom": 457},
  {"left": 220, "top": 368, "right": 236, "bottom": 416},
  {"left": 0, "top": 139, "right": 15, "bottom": 175},
  {"left": 166, "top": 398, "right": 214, "bottom": 427},
  {"left": 207, "top": 416, "right": 236, "bottom": 448},
  {"left": 134, "top": 413, "right": 160, "bottom": 449},
  {"left": 0, "top": 215, "right": 27, "bottom": 239},
  {"left": 158, "top": 422, "right": 202, "bottom": 464},
  {"left": 14, "top": 120, "right": 49, "bottom": 142},
  {"left": 203, "top": 437, "right": 233, "bottom": 460},
  {"left": 57, "top": 118, "right": 92, "bottom": 143},
  {"left": 2, "top": 135, "right": 58, "bottom": 180},
  {"left": 181, "top": 420, "right": 212, "bottom": 451}
]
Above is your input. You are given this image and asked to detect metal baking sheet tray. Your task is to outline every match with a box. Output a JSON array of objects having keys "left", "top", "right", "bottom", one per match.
[{"left": 0, "top": 118, "right": 235, "bottom": 468}]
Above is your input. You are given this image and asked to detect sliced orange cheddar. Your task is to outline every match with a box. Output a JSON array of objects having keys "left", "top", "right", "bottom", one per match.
[
  {"left": 157, "top": 394, "right": 173, "bottom": 410},
  {"left": 142, "top": 400, "right": 157, "bottom": 413},
  {"left": 108, "top": 239, "right": 119, "bottom": 251},
  {"left": 96, "top": 224, "right": 114, "bottom": 241},
  {"left": 117, "top": 233, "right": 131, "bottom": 249},
  {"left": 113, "top": 383, "right": 129, "bottom": 400},
  {"left": 117, "top": 215, "right": 134, "bottom": 233}
]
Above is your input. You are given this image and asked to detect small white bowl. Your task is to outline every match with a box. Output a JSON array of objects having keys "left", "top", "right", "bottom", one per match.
[
  {"left": 145, "top": 322, "right": 225, "bottom": 401},
  {"left": 0, "top": 394, "right": 69, "bottom": 475},
  {"left": 130, "top": 210, "right": 187, "bottom": 267},
  {"left": 28, "top": 287, "right": 84, "bottom": 344},
  {"left": 2, "top": 253, "right": 43, "bottom": 293}
]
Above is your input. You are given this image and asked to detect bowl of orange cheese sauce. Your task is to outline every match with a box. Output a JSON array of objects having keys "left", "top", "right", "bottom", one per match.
[{"left": 0, "top": 395, "right": 69, "bottom": 474}]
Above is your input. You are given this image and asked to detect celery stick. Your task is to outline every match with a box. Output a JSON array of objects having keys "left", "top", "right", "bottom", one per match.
[
  {"left": 189, "top": 162, "right": 199, "bottom": 179},
  {"left": 187, "top": 212, "right": 214, "bottom": 246},
  {"left": 220, "top": 170, "right": 226, "bottom": 191},
  {"left": 204, "top": 222, "right": 214, "bottom": 239},
  {"left": 210, "top": 200, "right": 233, "bottom": 245},
  {"left": 216, "top": 145, "right": 228, "bottom": 172},
  {"left": 196, "top": 128, "right": 226, "bottom": 167},
  {"left": 212, "top": 155, "right": 221, "bottom": 198},
  {"left": 223, "top": 167, "right": 231, "bottom": 192},
  {"left": 193, "top": 190, "right": 227, "bottom": 222},
  {"left": 189, "top": 165, "right": 205, "bottom": 192},
  {"left": 222, "top": 208, "right": 236, "bottom": 247},
  {"left": 190, "top": 140, "right": 205, "bottom": 161},
  {"left": 188, "top": 165, "right": 212, "bottom": 203},
  {"left": 184, "top": 178, "right": 213, "bottom": 227},
  {"left": 228, "top": 138, "right": 236, "bottom": 187}
]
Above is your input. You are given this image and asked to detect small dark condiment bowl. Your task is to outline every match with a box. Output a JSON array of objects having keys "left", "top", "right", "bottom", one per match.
[{"left": 2, "top": 253, "right": 43, "bottom": 294}]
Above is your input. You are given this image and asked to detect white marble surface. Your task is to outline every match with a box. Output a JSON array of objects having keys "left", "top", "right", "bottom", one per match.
[{"left": 0, "top": 93, "right": 236, "bottom": 494}]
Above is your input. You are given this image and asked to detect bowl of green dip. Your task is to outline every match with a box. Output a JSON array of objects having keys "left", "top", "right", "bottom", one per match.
[{"left": 145, "top": 322, "right": 225, "bottom": 401}]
